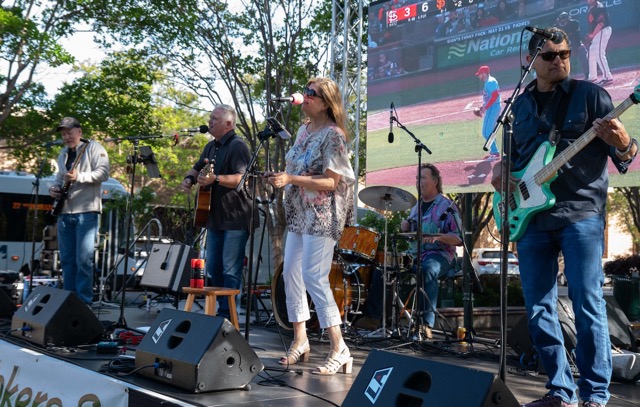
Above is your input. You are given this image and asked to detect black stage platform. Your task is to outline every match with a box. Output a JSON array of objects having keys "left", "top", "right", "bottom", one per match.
[{"left": 1, "top": 291, "right": 639, "bottom": 407}]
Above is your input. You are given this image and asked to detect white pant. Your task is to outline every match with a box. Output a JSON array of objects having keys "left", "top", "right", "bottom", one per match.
[
  {"left": 588, "top": 26, "right": 612, "bottom": 81},
  {"left": 282, "top": 232, "right": 342, "bottom": 329}
]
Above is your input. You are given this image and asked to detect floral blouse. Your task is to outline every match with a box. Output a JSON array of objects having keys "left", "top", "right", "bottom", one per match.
[{"left": 284, "top": 123, "right": 355, "bottom": 241}]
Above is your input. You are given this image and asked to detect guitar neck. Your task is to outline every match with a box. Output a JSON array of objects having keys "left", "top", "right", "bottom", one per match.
[{"left": 535, "top": 96, "right": 637, "bottom": 184}]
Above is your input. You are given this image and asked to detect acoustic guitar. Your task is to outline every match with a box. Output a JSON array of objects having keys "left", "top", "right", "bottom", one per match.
[
  {"left": 50, "top": 141, "right": 91, "bottom": 216},
  {"left": 193, "top": 161, "right": 214, "bottom": 228},
  {"left": 493, "top": 84, "right": 639, "bottom": 241}
]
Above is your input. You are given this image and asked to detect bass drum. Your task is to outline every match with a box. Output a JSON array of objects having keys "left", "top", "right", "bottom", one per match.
[{"left": 271, "top": 259, "right": 367, "bottom": 331}]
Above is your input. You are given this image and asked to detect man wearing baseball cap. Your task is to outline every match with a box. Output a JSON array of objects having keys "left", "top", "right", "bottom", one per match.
[
  {"left": 49, "top": 117, "right": 109, "bottom": 306},
  {"left": 474, "top": 65, "right": 501, "bottom": 160}
]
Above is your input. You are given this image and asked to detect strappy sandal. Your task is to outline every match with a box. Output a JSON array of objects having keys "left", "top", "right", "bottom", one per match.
[
  {"left": 279, "top": 339, "right": 310, "bottom": 365},
  {"left": 311, "top": 346, "right": 353, "bottom": 375}
]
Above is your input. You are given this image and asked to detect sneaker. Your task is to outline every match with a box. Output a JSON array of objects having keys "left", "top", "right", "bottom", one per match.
[
  {"left": 522, "top": 395, "right": 578, "bottom": 407},
  {"left": 598, "top": 78, "right": 613, "bottom": 86},
  {"left": 582, "top": 402, "right": 604, "bottom": 407},
  {"left": 419, "top": 324, "right": 433, "bottom": 339}
]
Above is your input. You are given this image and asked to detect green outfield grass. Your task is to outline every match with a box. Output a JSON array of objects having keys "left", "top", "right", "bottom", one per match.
[{"left": 366, "top": 98, "right": 640, "bottom": 187}]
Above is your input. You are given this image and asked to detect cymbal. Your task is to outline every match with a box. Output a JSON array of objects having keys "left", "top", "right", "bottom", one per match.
[{"left": 358, "top": 186, "right": 417, "bottom": 212}]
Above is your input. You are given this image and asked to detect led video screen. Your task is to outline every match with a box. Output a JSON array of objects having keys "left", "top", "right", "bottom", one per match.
[{"left": 366, "top": 0, "right": 640, "bottom": 193}]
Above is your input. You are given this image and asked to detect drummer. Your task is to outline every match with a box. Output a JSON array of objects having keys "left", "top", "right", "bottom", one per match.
[{"left": 355, "top": 163, "right": 462, "bottom": 338}]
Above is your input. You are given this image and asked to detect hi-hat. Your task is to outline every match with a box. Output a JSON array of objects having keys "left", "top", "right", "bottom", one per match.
[{"left": 358, "top": 186, "right": 417, "bottom": 212}]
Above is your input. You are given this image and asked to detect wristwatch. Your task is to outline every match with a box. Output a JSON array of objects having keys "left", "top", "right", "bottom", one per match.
[{"left": 214, "top": 174, "right": 220, "bottom": 185}]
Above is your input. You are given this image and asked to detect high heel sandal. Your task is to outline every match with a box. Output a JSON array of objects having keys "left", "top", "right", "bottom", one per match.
[
  {"left": 311, "top": 346, "right": 353, "bottom": 375},
  {"left": 279, "top": 339, "right": 310, "bottom": 365}
]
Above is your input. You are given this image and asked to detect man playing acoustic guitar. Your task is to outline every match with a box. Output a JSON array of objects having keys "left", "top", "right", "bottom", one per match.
[
  {"left": 180, "top": 105, "right": 257, "bottom": 320},
  {"left": 49, "top": 117, "right": 110, "bottom": 306},
  {"left": 491, "top": 28, "right": 637, "bottom": 407}
]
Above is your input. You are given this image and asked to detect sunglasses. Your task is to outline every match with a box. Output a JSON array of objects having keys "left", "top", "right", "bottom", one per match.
[
  {"left": 538, "top": 49, "right": 571, "bottom": 61},
  {"left": 302, "top": 86, "right": 323, "bottom": 99}
]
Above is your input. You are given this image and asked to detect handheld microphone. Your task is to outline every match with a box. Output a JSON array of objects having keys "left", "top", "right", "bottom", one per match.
[
  {"left": 180, "top": 125, "right": 209, "bottom": 133},
  {"left": 388, "top": 102, "right": 394, "bottom": 143},
  {"left": 525, "top": 26, "right": 563, "bottom": 44},
  {"left": 269, "top": 93, "right": 304, "bottom": 105},
  {"left": 42, "top": 139, "right": 64, "bottom": 147},
  {"left": 266, "top": 117, "right": 292, "bottom": 140}
]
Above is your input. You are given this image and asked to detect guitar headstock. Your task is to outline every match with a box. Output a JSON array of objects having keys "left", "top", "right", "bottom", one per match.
[{"left": 632, "top": 81, "right": 640, "bottom": 105}]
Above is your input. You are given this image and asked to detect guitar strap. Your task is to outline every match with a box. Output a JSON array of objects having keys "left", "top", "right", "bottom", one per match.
[{"left": 551, "top": 79, "right": 576, "bottom": 145}]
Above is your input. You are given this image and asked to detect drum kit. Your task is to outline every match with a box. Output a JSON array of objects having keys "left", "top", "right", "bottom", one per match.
[{"left": 271, "top": 185, "right": 419, "bottom": 336}]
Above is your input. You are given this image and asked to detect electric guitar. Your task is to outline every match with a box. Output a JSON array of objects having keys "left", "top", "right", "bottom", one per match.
[
  {"left": 494, "top": 84, "right": 640, "bottom": 241},
  {"left": 50, "top": 141, "right": 91, "bottom": 216},
  {"left": 193, "top": 160, "right": 214, "bottom": 228}
]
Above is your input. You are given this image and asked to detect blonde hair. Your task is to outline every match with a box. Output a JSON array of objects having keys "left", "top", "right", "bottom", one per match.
[{"left": 306, "top": 77, "right": 350, "bottom": 142}]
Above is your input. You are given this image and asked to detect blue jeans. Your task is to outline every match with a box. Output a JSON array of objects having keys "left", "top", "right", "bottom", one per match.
[
  {"left": 205, "top": 228, "right": 249, "bottom": 318},
  {"left": 419, "top": 254, "right": 455, "bottom": 327},
  {"left": 57, "top": 212, "right": 99, "bottom": 304},
  {"left": 517, "top": 215, "right": 611, "bottom": 406},
  {"left": 365, "top": 253, "right": 453, "bottom": 327}
]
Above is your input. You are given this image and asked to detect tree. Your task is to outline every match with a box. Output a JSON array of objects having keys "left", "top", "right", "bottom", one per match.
[
  {"left": 0, "top": 1, "right": 83, "bottom": 127},
  {"left": 87, "top": 0, "right": 335, "bottom": 267},
  {"left": 609, "top": 187, "right": 640, "bottom": 254}
]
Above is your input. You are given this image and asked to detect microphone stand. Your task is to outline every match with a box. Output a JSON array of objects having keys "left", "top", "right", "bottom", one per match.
[
  {"left": 483, "top": 37, "right": 548, "bottom": 381},
  {"left": 28, "top": 147, "right": 54, "bottom": 296},
  {"left": 236, "top": 125, "right": 276, "bottom": 342},
  {"left": 392, "top": 116, "right": 432, "bottom": 340},
  {"left": 105, "top": 135, "right": 163, "bottom": 328}
]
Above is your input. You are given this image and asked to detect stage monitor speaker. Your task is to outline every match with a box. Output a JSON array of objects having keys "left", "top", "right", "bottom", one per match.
[
  {"left": 508, "top": 296, "right": 638, "bottom": 366},
  {"left": 342, "top": 349, "right": 519, "bottom": 407},
  {"left": 0, "top": 288, "right": 16, "bottom": 318},
  {"left": 140, "top": 243, "right": 197, "bottom": 293},
  {"left": 10, "top": 286, "right": 103, "bottom": 346},
  {"left": 135, "top": 308, "right": 264, "bottom": 393}
]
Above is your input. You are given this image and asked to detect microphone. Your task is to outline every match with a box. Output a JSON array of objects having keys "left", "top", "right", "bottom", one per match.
[
  {"left": 525, "top": 26, "right": 563, "bottom": 44},
  {"left": 179, "top": 125, "right": 209, "bottom": 133},
  {"left": 269, "top": 93, "right": 304, "bottom": 105},
  {"left": 42, "top": 139, "right": 64, "bottom": 147},
  {"left": 266, "top": 117, "right": 292, "bottom": 140},
  {"left": 439, "top": 200, "right": 456, "bottom": 221},
  {"left": 388, "top": 102, "right": 394, "bottom": 143}
]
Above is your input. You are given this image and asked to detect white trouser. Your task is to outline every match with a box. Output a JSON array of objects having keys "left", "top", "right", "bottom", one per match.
[
  {"left": 588, "top": 26, "right": 612, "bottom": 81},
  {"left": 282, "top": 232, "right": 342, "bottom": 329}
]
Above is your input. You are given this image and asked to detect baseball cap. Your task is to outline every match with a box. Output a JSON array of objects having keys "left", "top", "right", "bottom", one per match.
[
  {"left": 56, "top": 117, "right": 81, "bottom": 131},
  {"left": 475, "top": 65, "right": 490, "bottom": 76},
  {"left": 558, "top": 12, "right": 569, "bottom": 19}
]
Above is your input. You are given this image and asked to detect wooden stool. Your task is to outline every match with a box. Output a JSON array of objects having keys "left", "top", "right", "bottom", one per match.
[{"left": 182, "top": 287, "right": 241, "bottom": 329}]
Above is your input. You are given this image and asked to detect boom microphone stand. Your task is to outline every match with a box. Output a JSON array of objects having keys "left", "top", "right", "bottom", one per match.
[
  {"left": 483, "top": 35, "right": 550, "bottom": 381},
  {"left": 104, "top": 135, "right": 162, "bottom": 328},
  {"left": 391, "top": 112, "right": 432, "bottom": 340},
  {"left": 236, "top": 123, "right": 280, "bottom": 341}
]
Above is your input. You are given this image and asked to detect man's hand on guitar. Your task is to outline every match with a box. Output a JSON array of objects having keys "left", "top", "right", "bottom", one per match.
[
  {"left": 592, "top": 118, "right": 629, "bottom": 149},
  {"left": 490, "top": 160, "right": 518, "bottom": 192},
  {"left": 49, "top": 186, "right": 61, "bottom": 199},
  {"left": 64, "top": 169, "right": 77, "bottom": 183}
]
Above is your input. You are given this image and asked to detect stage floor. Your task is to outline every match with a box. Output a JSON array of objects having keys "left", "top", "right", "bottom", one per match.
[{"left": 1, "top": 290, "right": 639, "bottom": 407}]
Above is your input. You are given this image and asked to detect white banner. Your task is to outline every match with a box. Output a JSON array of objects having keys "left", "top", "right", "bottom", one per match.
[{"left": 0, "top": 340, "right": 128, "bottom": 406}]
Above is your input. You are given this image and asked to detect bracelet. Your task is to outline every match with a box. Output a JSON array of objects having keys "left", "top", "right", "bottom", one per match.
[
  {"left": 184, "top": 175, "right": 196, "bottom": 184},
  {"left": 615, "top": 138, "right": 638, "bottom": 158}
]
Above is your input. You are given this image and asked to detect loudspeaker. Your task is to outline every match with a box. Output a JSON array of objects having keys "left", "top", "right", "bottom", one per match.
[
  {"left": 141, "top": 243, "right": 197, "bottom": 293},
  {"left": 10, "top": 286, "right": 103, "bottom": 346},
  {"left": 508, "top": 296, "right": 638, "bottom": 367},
  {"left": 0, "top": 288, "right": 16, "bottom": 318},
  {"left": 342, "top": 349, "right": 519, "bottom": 407},
  {"left": 135, "top": 308, "right": 264, "bottom": 393}
]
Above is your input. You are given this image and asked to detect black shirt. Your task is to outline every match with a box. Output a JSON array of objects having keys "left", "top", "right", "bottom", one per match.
[{"left": 193, "top": 130, "right": 258, "bottom": 231}]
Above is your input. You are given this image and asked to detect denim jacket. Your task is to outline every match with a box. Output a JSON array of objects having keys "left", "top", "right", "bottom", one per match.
[{"left": 509, "top": 76, "right": 634, "bottom": 230}]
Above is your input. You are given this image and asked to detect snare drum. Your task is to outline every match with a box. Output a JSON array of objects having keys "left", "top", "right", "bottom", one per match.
[
  {"left": 271, "top": 259, "right": 368, "bottom": 330},
  {"left": 336, "top": 225, "right": 380, "bottom": 262}
]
